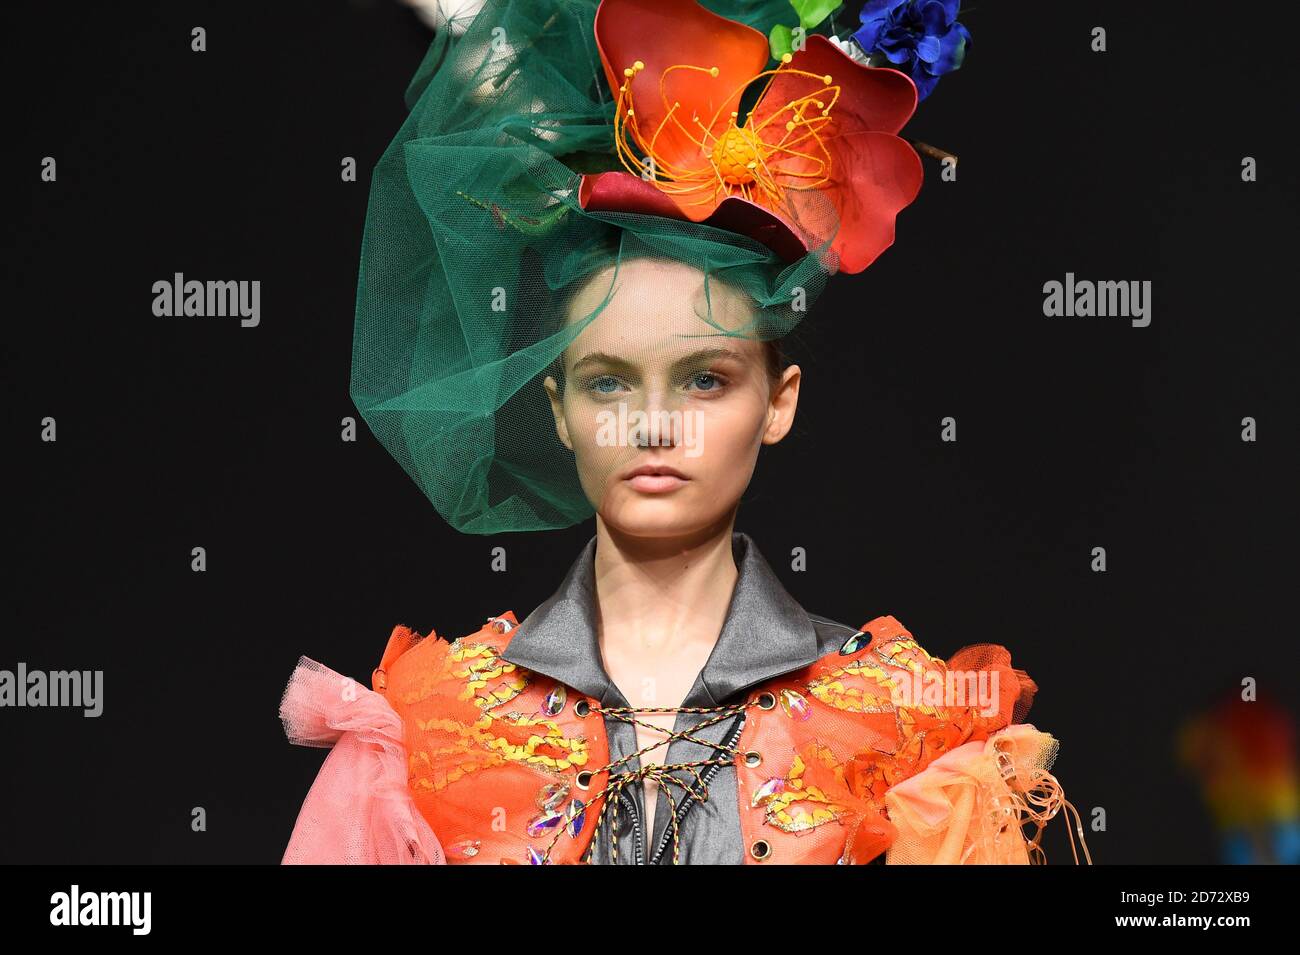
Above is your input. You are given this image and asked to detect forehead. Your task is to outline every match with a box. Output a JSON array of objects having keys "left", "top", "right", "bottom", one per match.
[{"left": 563, "top": 258, "right": 762, "bottom": 363}]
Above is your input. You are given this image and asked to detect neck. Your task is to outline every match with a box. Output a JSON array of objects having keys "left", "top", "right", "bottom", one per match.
[{"left": 590, "top": 514, "right": 741, "bottom": 655}]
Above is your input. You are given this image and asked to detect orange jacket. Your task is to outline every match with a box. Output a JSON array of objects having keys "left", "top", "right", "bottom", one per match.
[{"left": 365, "top": 610, "right": 1072, "bottom": 864}]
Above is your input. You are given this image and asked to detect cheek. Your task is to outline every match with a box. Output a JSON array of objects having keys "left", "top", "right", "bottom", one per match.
[
  {"left": 693, "top": 393, "right": 768, "bottom": 465},
  {"left": 561, "top": 394, "right": 627, "bottom": 487},
  {"left": 564, "top": 393, "right": 611, "bottom": 448}
]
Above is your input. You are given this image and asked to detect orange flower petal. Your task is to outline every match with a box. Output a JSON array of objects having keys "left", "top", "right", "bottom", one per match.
[
  {"left": 594, "top": 0, "right": 769, "bottom": 176},
  {"left": 748, "top": 36, "right": 923, "bottom": 273},
  {"left": 750, "top": 35, "right": 918, "bottom": 139}
]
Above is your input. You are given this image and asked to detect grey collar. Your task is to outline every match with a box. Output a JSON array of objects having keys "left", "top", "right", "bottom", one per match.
[{"left": 499, "top": 531, "right": 822, "bottom": 707}]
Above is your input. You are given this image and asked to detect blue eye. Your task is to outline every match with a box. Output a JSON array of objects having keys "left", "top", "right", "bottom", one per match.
[
  {"left": 687, "top": 372, "right": 721, "bottom": 391},
  {"left": 587, "top": 375, "right": 622, "bottom": 394}
]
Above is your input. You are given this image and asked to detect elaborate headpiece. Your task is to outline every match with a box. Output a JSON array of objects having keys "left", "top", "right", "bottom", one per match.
[{"left": 352, "top": 0, "right": 970, "bottom": 533}]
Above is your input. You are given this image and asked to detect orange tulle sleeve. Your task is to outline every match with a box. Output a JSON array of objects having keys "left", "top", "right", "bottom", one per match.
[
  {"left": 866, "top": 638, "right": 1090, "bottom": 864},
  {"left": 884, "top": 723, "right": 1090, "bottom": 864}
]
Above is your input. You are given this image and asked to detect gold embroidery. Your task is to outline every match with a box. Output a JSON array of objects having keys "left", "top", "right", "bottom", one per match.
[
  {"left": 803, "top": 656, "right": 899, "bottom": 714},
  {"left": 763, "top": 747, "right": 854, "bottom": 833},
  {"left": 402, "top": 641, "right": 591, "bottom": 794}
]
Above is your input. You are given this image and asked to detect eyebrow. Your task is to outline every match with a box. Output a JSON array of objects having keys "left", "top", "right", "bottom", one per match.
[{"left": 569, "top": 345, "right": 749, "bottom": 375}]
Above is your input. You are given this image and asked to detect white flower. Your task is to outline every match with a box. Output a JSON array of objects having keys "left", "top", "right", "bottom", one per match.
[
  {"left": 401, "top": 0, "right": 487, "bottom": 36},
  {"left": 827, "top": 34, "right": 874, "bottom": 66}
]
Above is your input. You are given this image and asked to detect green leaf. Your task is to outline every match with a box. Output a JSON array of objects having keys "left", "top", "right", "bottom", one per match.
[
  {"left": 769, "top": 23, "right": 794, "bottom": 61},
  {"left": 790, "top": 0, "right": 842, "bottom": 30}
]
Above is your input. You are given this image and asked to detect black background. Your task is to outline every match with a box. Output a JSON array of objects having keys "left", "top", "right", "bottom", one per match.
[{"left": 3, "top": 0, "right": 1296, "bottom": 864}]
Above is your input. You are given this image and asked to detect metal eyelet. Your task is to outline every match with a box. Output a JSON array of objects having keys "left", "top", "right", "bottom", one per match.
[
  {"left": 574, "top": 699, "right": 591, "bottom": 718},
  {"left": 755, "top": 691, "right": 776, "bottom": 710},
  {"left": 749, "top": 839, "right": 771, "bottom": 860},
  {"left": 744, "top": 751, "right": 762, "bottom": 768},
  {"left": 575, "top": 771, "right": 593, "bottom": 790}
]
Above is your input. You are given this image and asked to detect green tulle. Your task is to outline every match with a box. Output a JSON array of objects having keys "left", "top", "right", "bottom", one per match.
[{"left": 352, "top": 0, "right": 839, "bottom": 534}]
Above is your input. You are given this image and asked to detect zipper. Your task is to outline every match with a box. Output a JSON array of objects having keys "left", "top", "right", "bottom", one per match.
[
  {"left": 593, "top": 715, "right": 647, "bottom": 864},
  {"left": 646, "top": 710, "right": 747, "bottom": 865},
  {"left": 615, "top": 790, "right": 644, "bottom": 864}
]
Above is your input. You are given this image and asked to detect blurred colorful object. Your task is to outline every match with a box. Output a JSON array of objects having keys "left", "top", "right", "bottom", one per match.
[{"left": 1178, "top": 693, "right": 1299, "bottom": 864}]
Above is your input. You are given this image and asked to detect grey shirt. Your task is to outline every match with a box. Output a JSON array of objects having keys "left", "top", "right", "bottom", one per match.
[{"left": 499, "top": 531, "right": 861, "bottom": 864}]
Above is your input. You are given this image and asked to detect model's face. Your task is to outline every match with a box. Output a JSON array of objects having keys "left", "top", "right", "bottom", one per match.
[{"left": 543, "top": 258, "right": 800, "bottom": 539}]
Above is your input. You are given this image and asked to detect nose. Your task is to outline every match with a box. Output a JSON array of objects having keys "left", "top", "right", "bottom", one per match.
[{"left": 630, "top": 382, "right": 683, "bottom": 449}]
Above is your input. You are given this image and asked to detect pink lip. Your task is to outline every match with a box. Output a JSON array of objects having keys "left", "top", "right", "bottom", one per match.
[{"left": 624, "top": 472, "right": 689, "bottom": 493}]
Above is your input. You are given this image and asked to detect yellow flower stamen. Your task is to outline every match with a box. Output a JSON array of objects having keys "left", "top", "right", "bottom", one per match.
[{"left": 610, "top": 55, "right": 840, "bottom": 213}]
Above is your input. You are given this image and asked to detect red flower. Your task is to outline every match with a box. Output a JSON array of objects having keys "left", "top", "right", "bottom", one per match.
[{"left": 578, "top": 0, "right": 924, "bottom": 273}]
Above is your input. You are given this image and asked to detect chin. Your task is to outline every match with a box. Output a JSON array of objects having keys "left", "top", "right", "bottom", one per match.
[{"left": 597, "top": 488, "right": 723, "bottom": 539}]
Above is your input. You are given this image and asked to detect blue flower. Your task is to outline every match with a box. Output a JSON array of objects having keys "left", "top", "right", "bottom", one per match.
[{"left": 852, "top": 0, "right": 971, "bottom": 101}]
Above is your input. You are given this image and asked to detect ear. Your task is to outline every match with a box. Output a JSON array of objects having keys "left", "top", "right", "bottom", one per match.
[
  {"left": 761, "top": 363, "right": 801, "bottom": 445},
  {"left": 543, "top": 374, "right": 573, "bottom": 450}
]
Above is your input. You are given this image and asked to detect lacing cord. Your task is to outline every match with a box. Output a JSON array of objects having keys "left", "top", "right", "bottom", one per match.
[
  {"left": 536, "top": 700, "right": 752, "bottom": 864},
  {"left": 536, "top": 702, "right": 1096, "bottom": 865}
]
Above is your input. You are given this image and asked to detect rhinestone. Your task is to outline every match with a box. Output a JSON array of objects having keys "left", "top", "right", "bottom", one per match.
[
  {"left": 779, "top": 688, "right": 811, "bottom": 721},
  {"left": 541, "top": 684, "right": 567, "bottom": 716},
  {"left": 566, "top": 798, "right": 586, "bottom": 837},
  {"left": 448, "top": 839, "right": 481, "bottom": 858},
  {"left": 526, "top": 809, "right": 566, "bottom": 837},
  {"left": 839, "top": 629, "right": 872, "bottom": 655},
  {"left": 751, "top": 777, "right": 785, "bottom": 808},
  {"left": 537, "top": 781, "right": 569, "bottom": 810}
]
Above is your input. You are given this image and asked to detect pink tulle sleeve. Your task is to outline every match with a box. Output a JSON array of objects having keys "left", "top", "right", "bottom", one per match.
[{"left": 279, "top": 656, "right": 446, "bottom": 864}]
